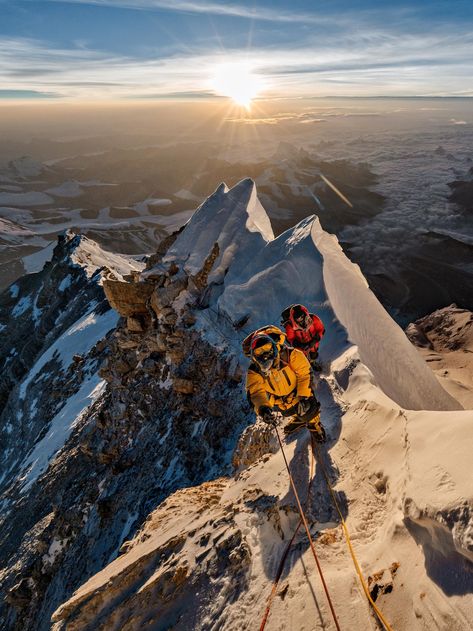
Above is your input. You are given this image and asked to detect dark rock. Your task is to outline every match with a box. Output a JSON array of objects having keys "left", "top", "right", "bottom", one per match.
[
  {"left": 103, "top": 279, "right": 155, "bottom": 317},
  {"left": 114, "top": 359, "right": 132, "bottom": 375},
  {"left": 207, "top": 399, "right": 225, "bottom": 417},
  {"left": 126, "top": 316, "right": 144, "bottom": 333},
  {"left": 149, "top": 276, "right": 188, "bottom": 315},
  {"left": 172, "top": 378, "right": 195, "bottom": 394},
  {"left": 190, "top": 242, "right": 220, "bottom": 291}
]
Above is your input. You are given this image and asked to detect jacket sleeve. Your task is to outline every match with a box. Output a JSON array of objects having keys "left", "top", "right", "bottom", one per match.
[
  {"left": 246, "top": 369, "right": 270, "bottom": 413},
  {"left": 289, "top": 349, "right": 313, "bottom": 398},
  {"left": 285, "top": 324, "right": 295, "bottom": 345},
  {"left": 312, "top": 315, "right": 325, "bottom": 338}
]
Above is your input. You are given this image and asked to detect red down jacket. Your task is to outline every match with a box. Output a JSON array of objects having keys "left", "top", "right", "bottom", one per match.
[{"left": 283, "top": 306, "right": 325, "bottom": 357}]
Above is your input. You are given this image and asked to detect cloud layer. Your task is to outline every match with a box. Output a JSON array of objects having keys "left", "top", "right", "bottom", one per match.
[{"left": 1, "top": 1, "right": 472, "bottom": 99}]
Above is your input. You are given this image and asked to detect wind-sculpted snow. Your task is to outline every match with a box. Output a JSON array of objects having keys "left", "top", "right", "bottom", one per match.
[
  {"left": 217, "top": 209, "right": 459, "bottom": 411},
  {"left": 2, "top": 180, "right": 472, "bottom": 631},
  {"left": 19, "top": 376, "right": 106, "bottom": 492},
  {"left": 164, "top": 178, "right": 274, "bottom": 284},
  {"left": 19, "top": 307, "right": 118, "bottom": 400},
  {"left": 311, "top": 222, "right": 461, "bottom": 411}
]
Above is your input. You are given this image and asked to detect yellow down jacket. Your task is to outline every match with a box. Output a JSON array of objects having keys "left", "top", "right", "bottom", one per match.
[{"left": 246, "top": 347, "right": 313, "bottom": 414}]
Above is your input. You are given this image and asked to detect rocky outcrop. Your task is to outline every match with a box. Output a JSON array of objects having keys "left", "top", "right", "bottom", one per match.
[
  {"left": 52, "top": 479, "right": 254, "bottom": 631},
  {"left": 232, "top": 422, "right": 279, "bottom": 472},
  {"left": 191, "top": 241, "right": 219, "bottom": 291},
  {"left": 407, "top": 304, "right": 473, "bottom": 408},
  {"left": 102, "top": 278, "right": 154, "bottom": 317},
  {"left": 406, "top": 303, "right": 473, "bottom": 353},
  {"left": 0, "top": 224, "right": 253, "bottom": 631}
]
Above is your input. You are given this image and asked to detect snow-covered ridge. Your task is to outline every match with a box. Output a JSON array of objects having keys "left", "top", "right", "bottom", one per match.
[
  {"left": 161, "top": 178, "right": 274, "bottom": 284},
  {"left": 0, "top": 231, "right": 143, "bottom": 500},
  {"left": 150, "top": 177, "right": 458, "bottom": 412},
  {"left": 311, "top": 222, "right": 461, "bottom": 411},
  {"left": 210, "top": 187, "right": 458, "bottom": 411},
  {"left": 53, "top": 229, "right": 143, "bottom": 281},
  {"left": 2, "top": 179, "right": 472, "bottom": 630}
]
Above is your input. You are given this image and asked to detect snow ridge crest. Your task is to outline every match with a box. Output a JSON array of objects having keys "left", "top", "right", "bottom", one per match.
[{"left": 162, "top": 178, "right": 274, "bottom": 283}]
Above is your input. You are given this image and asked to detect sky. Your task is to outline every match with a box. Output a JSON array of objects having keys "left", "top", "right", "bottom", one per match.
[{"left": 1, "top": 0, "right": 473, "bottom": 101}]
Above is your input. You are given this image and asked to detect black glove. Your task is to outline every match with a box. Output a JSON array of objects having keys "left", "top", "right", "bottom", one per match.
[
  {"left": 298, "top": 341, "right": 313, "bottom": 350},
  {"left": 259, "top": 406, "right": 277, "bottom": 426},
  {"left": 297, "top": 397, "right": 312, "bottom": 416}
]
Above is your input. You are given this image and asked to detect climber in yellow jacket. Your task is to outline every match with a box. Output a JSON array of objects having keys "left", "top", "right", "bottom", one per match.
[{"left": 244, "top": 327, "right": 326, "bottom": 441}]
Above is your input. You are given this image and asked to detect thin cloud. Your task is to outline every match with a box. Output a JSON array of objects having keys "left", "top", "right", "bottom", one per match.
[
  {"left": 29, "top": 0, "right": 338, "bottom": 24},
  {"left": 0, "top": 89, "right": 60, "bottom": 98},
  {"left": 1, "top": 26, "right": 473, "bottom": 100},
  {"left": 128, "top": 90, "right": 224, "bottom": 99}
]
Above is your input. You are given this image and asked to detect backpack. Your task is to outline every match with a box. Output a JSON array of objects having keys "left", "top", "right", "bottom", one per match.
[{"left": 280, "top": 305, "right": 294, "bottom": 325}]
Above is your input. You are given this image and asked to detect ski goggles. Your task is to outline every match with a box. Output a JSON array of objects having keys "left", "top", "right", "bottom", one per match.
[{"left": 252, "top": 341, "right": 275, "bottom": 361}]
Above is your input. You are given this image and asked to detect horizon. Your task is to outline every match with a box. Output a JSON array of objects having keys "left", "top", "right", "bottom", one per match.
[{"left": 1, "top": 0, "right": 473, "bottom": 103}]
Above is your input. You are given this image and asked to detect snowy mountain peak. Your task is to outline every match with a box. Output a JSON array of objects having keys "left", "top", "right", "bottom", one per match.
[
  {"left": 50, "top": 229, "right": 142, "bottom": 281},
  {"left": 2, "top": 177, "right": 472, "bottom": 631},
  {"left": 161, "top": 178, "right": 274, "bottom": 282}
]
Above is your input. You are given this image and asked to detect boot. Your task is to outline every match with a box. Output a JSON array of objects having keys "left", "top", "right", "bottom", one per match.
[
  {"left": 308, "top": 351, "right": 322, "bottom": 372},
  {"left": 307, "top": 413, "right": 326, "bottom": 443}
]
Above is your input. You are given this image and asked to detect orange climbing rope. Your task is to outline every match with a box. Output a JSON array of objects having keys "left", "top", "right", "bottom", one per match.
[
  {"left": 259, "top": 428, "right": 395, "bottom": 631},
  {"left": 312, "top": 441, "right": 394, "bottom": 631},
  {"left": 274, "top": 427, "right": 342, "bottom": 631},
  {"left": 259, "top": 437, "right": 316, "bottom": 631}
]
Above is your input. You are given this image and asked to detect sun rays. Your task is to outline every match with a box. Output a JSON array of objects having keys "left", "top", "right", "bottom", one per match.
[{"left": 210, "top": 63, "right": 265, "bottom": 109}]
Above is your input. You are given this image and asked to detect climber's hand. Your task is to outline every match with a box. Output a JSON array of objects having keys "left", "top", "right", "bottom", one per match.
[
  {"left": 297, "top": 397, "right": 312, "bottom": 416},
  {"left": 259, "top": 406, "right": 277, "bottom": 426}
]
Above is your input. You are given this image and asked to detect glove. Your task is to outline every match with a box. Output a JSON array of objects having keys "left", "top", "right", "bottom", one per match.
[
  {"left": 259, "top": 406, "right": 277, "bottom": 426},
  {"left": 298, "top": 341, "right": 313, "bottom": 350},
  {"left": 297, "top": 397, "right": 313, "bottom": 416}
]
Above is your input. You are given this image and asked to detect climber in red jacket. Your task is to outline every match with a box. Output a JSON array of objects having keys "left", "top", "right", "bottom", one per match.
[{"left": 281, "top": 304, "right": 325, "bottom": 370}]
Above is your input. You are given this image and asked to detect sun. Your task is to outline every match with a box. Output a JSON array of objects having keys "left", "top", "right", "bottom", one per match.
[{"left": 211, "top": 63, "right": 263, "bottom": 109}]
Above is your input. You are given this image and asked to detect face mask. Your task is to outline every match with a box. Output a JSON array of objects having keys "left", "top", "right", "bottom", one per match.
[{"left": 255, "top": 350, "right": 274, "bottom": 373}]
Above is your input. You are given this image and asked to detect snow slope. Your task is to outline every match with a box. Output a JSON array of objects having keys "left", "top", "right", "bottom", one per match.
[
  {"left": 163, "top": 178, "right": 274, "bottom": 284},
  {"left": 0, "top": 232, "right": 141, "bottom": 498},
  {"left": 52, "top": 180, "right": 472, "bottom": 631},
  {"left": 217, "top": 215, "right": 459, "bottom": 411}
]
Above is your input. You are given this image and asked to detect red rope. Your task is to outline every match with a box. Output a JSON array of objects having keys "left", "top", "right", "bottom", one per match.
[
  {"left": 274, "top": 427, "right": 341, "bottom": 631},
  {"left": 259, "top": 438, "right": 315, "bottom": 631}
]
